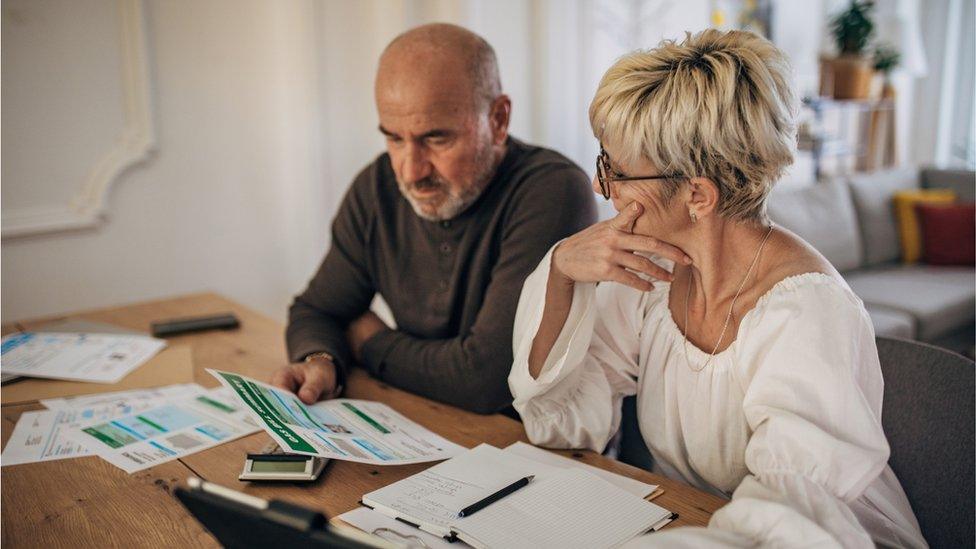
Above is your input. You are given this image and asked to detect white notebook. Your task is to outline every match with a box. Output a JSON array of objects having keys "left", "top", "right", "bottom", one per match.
[{"left": 361, "top": 444, "right": 673, "bottom": 548}]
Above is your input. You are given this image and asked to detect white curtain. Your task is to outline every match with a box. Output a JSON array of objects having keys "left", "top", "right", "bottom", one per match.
[
  {"left": 313, "top": 0, "right": 710, "bottom": 224},
  {"left": 911, "top": 0, "right": 975, "bottom": 168}
]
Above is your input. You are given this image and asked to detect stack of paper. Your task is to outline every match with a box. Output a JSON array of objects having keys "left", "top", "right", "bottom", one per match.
[
  {"left": 1, "top": 332, "right": 167, "bottom": 383},
  {"left": 1, "top": 384, "right": 260, "bottom": 473},
  {"left": 63, "top": 386, "right": 260, "bottom": 472},
  {"left": 338, "top": 443, "right": 663, "bottom": 548},
  {"left": 359, "top": 444, "right": 673, "bottom": 549},
  {"left": 1, "top": 384, "right": 201, "bottom": 466}
]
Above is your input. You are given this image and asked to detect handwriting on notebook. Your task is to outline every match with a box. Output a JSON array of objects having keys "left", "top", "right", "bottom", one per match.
[{"left": 397, "top": 470, "right": 489, "bottom": 521}]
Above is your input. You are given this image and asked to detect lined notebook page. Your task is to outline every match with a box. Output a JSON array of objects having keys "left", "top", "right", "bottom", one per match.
[
  {"left": 503, "top": 442, "right": 658, "bottom": 498},
  {"left": 453, "top": 468, "right": 669, "bottom": 549},
  {"left": 362, "top": 444, "right": 550, "bottom": 534}
]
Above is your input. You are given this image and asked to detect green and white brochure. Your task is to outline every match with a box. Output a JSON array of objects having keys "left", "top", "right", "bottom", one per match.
[{"left": 208, "top": 369, "right": 465, "bottom": 465}]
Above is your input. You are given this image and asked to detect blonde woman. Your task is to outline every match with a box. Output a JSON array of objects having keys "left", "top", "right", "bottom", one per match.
[{"left": 509, "top": 30, "right": 925, "bottom": 547}]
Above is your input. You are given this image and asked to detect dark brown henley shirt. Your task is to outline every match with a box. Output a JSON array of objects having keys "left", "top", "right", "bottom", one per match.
[{"left": 286, "top": 137, "right": 597, "bottom": 414}]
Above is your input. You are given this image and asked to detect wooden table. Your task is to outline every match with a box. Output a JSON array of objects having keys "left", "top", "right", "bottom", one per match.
[{"left": 1, "top": 293, "right": 727, "bottom": 547}]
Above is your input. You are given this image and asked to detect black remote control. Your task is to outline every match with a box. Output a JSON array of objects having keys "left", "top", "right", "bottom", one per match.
[{"left": 151, "top": 313, "right": 240, "bottom": 337}]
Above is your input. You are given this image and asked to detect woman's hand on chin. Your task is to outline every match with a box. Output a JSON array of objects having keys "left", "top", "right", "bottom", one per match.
[{"left": 552, "top": 201, "right": 691, "bottom": 292}]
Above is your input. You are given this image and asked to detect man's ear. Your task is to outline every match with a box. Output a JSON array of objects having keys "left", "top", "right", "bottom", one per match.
[
  {"left": 686, "top": 177, "right": 720, "bottom": 221},
  {"left": 488, "top": 95, "right": 511, "bottom": 145}
]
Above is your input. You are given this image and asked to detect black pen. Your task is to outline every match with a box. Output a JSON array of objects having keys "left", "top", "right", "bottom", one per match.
[{"left": 457, "top": 475, "right": 534, "bottom": 518}]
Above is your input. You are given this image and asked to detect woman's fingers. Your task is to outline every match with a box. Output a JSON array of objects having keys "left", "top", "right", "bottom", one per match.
[
  {"left": 555, "top": 201, "right": 690, "bottom": 289},
  {"left": 607, "top": 266, "right": 655, "bottom": 292},
  {"left": 609, "top": 201, "right": 643, "bottom": 233},
  {"left": 613, "top": 251, "right": 674, "bottom": 282},
  {"left": 618, "top": 233, "right": 692, "bottom": 265}
]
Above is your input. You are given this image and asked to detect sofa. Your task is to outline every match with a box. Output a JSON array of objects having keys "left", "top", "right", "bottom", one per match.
[{"left": 767, "top": 167, "right": 975, "bottom": 354}]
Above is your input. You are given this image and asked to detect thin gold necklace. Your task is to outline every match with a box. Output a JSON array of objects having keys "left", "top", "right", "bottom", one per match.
[{"left": 682, "top": 224, "right": 775, "bottom": 372}]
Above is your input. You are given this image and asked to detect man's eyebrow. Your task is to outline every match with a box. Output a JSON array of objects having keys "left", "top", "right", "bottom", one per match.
[
  {"left": 377, "top": 126, "right": 455, "bottom": 139},
  {"left": 419, "top": 129, "right": 453, "bottom": 139}
]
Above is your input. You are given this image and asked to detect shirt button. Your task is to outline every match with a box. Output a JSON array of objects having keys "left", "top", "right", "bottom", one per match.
[
  {"left": 441, "top": 220, "right": 451, "bottom": 228},
  {"left": 439, "top": 243, "right": 452, "bottom": 254},
  {"left": 438, "top": 280, "right": 448, "bottom": 291}
]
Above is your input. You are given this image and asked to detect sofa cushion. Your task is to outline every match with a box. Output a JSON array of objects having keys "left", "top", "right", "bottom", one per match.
[
  {"left": 893, "top": 189, "right": 957, "bottom": 263},
  {"left": 768, "top": 179, "right": 863, "bottom": 271},
  {"left": 917, "top": 202, "right": 976, "bottom": 266},
  {"left": 848, "top": 168, "right": 919, "bottom": 266},
  {"left": 921, "top": 168, "right": 976, "bottom": 201},
  {"left": 845, "top": 265, "right": 976, "bottom": 341},
  {"left": 864, "top": 304, "right": 916, "bottom": 340}
]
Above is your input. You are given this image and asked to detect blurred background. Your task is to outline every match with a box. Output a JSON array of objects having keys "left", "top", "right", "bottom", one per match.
[{"left": 2, "top": 0, "right": 973, "bottom": 345}]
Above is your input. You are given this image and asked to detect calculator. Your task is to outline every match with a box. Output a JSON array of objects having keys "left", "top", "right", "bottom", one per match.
[{"left": 239, "top": 441, "right": 329, "bottom": 482}]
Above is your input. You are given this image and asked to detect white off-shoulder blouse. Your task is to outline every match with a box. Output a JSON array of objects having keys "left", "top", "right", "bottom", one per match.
[{"left": 509, "top": 247, "right": 926, "bottom": 548}]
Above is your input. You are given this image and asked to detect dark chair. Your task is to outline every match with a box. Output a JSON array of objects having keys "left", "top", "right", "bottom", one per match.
[
  {"left": 617, "top": 395, "right": 654, "bottom": 472},
  {"left": 616, "top": 337, "right": 975, "bottom": 548},
  {"left": 877, "top": 336, "right": 975, "bottom": 549}
]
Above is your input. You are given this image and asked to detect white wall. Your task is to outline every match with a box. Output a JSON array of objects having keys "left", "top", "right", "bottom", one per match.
[
  {"left": 3, "top": 0, "right": 327, "bottom": 322},
  {"left": 1, "top": 0, "right": 931, "bottom": 323}
]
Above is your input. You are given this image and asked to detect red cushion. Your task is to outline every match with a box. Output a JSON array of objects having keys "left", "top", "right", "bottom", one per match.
[{"left": 915, "top": 202, "right": 976, "bottom": 266}]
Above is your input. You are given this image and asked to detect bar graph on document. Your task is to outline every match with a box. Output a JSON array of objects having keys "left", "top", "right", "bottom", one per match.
[{"left": 64, "top": 391, "right": 259, "bottom": 473}]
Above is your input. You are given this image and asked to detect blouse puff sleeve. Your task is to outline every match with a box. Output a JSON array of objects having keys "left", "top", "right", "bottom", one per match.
[
  {"left": 509, "top": 245, "right": 646, "bottom": 452},
  {"left": 509, "top": 247, "right": 894, "bottom": 548}
]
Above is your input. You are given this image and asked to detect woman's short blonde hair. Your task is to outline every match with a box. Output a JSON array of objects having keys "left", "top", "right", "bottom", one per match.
[{"left": 589, "top": 29, "right": 797, "bottom": 222}]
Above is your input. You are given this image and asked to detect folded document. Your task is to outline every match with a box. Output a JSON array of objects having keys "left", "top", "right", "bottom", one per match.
[{"left": 209, "top": 369, "right": 465, "bottom": 465}]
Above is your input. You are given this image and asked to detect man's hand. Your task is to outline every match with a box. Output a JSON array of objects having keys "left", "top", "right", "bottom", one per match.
[
  {"left": 270, "top": 357, "right": 339, "bottom": 404},
  {"left": 347, "top": 311, "right": 389, "bottom": 363}
]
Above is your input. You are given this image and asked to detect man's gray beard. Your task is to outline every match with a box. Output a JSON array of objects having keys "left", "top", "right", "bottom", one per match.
[
  {"left": 400, "top": 146, "right": 498, "bottom": 222},
  {"left": 403, "top": 181, "right": 483, "bottom": 221}
]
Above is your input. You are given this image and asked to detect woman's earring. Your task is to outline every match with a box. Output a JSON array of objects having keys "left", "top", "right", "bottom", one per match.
[{"left": 689, "top": 210, "right": 698, "bottom": 223}]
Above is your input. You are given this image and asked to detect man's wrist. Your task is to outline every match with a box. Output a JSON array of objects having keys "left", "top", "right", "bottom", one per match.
[
  {"left": 303, "top": 351, "right": 335, "bottom": 364},
  {"left": 303, "top": 351, "right": 345, "bottom": 394}
]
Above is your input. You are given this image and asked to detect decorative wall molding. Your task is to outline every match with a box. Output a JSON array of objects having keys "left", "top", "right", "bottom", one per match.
[{"left": 2, "top": 0, "right": 155, "bottom": 239}]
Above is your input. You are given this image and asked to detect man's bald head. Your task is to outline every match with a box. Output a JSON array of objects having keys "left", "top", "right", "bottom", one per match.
[
  {"left": 376, "top": 23, "right": 502, "bottom": 111},
  {"left": 374, "top": 24, "right": 511, "bottom": 222}
]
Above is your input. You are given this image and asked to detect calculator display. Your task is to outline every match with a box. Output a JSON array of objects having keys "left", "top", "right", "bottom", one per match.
[{"left": 250, "top": 460, "right": 307, "bottom": 473}]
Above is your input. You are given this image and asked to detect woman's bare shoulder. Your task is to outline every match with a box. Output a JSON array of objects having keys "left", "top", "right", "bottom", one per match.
[{"left": 763, "top": 226, "right": 844, "bottom": 285}]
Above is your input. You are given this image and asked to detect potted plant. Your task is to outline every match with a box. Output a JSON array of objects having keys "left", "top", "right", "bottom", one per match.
[
  {"left": 873, "top": 44, "right": 901, "bottom": 98},
  {"left": 827, "top": 1, "right": 876, "bottom": 99}
]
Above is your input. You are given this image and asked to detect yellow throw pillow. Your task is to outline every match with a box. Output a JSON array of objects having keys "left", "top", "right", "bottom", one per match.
[{"left": 893, "top": 189, "right": 956, "bottom": 263}]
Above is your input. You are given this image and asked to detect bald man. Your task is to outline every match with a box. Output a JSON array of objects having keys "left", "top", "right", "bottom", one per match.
[{"left": 273, "top": 23, "right": 596, "bottom": 414}]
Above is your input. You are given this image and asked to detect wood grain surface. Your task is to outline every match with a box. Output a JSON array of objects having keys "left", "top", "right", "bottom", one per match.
[{"left": 1, "top": 293, "right": 727, "bottom": 547}]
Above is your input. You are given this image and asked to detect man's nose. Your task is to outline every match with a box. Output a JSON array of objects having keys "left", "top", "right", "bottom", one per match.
[{"left": 400, "top": 144, "right": 432, "bottom": 184}]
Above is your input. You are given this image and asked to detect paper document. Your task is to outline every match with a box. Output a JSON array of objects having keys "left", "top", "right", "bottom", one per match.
[
  {"left": 503, "top": 441, "right": 658, "bottom": 498},
  {"left": 2, "top": 409, "right": 95, "bottom": 465},
  {"left": 209, "top": 369, "right": 465, "bottom": 465},
  {"left": 453, "top": 468, "right": 670, "bottom": 549},
  {"left": 41, "top": 383, "right": 201, "bottom": 411},
  {"left": 361, "top": 444, "right": 673, "bottom": 548},
  {"left": 336, "top": 507, "right": 461, "bottom": 549},
  {"left": 1, "top": 384, "right": 206, "bottom": 466},
  {"left": 65, "top": 387, "right": 259, "bottom": 473},
  {"left": 363, "top": 444, "right": 544, "bottom": 537},
  {"left": 1, "top": 332, "right": 166, "bottom": 383},
  {"left": 1, "top": 319, "right": 143, "bottom": 386}
]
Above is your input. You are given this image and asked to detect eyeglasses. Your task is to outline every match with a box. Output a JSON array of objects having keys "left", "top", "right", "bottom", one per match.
[{"left": 596, "top": 146, "right": 684, "bottom": 200}]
